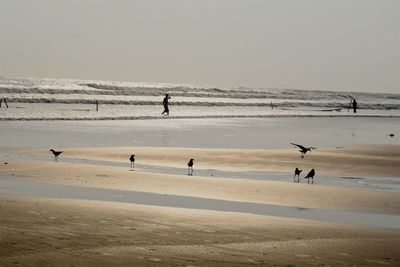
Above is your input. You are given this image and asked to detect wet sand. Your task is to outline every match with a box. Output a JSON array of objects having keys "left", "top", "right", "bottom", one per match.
[
  {"left": 1, "top": 157, "right": 400, "bottom": 214},
  {"left": 1, "top": 197, "right": 400, "bottom": 266},
  {"left": 1, "top": 145, "right": 400, "bottom": 265}
]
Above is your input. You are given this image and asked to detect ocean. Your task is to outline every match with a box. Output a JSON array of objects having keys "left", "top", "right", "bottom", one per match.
[
  {"left": 1, "top": 77, "right": 399, "bottom": 120},
  {"left": 0, "top": 77, "right": 399, "bottom": 193}
]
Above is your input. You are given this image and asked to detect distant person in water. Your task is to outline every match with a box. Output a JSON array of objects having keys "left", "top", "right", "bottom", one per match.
[
  {"left": 352, "top": 99, "right": 357, "bottom": 113},
  {"left": 161, "top": 94, "right": 171, "bottom": 115}
]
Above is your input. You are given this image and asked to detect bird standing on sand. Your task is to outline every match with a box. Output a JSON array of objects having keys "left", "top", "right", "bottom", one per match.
[
  {"left": 293, "top": 168, "right": 302, "bottom": 183},
  {"left": 130, "top": 154, "right": 135, "bottom": 168},
  {"left": 187, "top": 158, "right": 194, "bottom": 176},
  {"left": 49, "top": 149, "right": 63, "bottom": 161},
  {"left": 304, "top": 169, "right": 315, "bottom": 184},
  {"left": 290, "top": 143, "right": 316, "bottom": 158}
]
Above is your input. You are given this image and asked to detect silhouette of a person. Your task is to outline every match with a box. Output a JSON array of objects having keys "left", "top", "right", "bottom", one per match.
[
  {"left": 161, "top": 94, "right": 171, "bottom": 115},
  {"left": 0, "top": 98, "right": 8, "bottom": 108},
  {"left": 352, "top": 99, "right": 357, "bottom": 113}
]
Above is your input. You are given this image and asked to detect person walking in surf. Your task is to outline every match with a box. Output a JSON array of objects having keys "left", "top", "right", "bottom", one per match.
[
  {"left": 161, "top": 94, "right": 171, "bottom": 115},
  {"left": 352, "top": 98, "right": 357, "bottom": 113}
]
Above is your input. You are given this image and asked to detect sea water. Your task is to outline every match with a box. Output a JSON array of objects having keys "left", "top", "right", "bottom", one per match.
[
  {"left": 1, "top": 77, "right": 399, "bottom": 120},
  {"left": 0, "top": 77, "right": 399, "bottom": 148}
]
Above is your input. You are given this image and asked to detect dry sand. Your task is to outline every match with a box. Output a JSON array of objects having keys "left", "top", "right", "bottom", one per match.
[{"left": 1, "top": 145, "right": 400, "bottom": 266}]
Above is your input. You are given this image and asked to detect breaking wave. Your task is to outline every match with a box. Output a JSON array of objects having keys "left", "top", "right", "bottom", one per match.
[{"left": 1, "top": 77, "right": 399, "bottom": 120}]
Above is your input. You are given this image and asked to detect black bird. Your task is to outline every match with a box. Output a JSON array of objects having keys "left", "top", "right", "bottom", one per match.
[
  {"left": 49, "top": 149, "right": 63, "bottom": 161},
  {"left": 293, "top": 167, "right": 302, "bottom": 183},
  {"left": 290, "top": 143, "right": 316, "bottom": 158},
  {"left": 130, "top": 154, "right": 135, "bottom": 168},
  {"left": 304, "top": 169, "right": 315, "bottom": 184},
  {"left": 389, "top": 133, "right": 395, "bottom": 137},
  {"left": 187, "top": 158, "right": 194, "bottom": 176}
]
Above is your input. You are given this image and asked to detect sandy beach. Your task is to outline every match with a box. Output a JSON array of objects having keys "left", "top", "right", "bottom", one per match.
[
  {"left": 2, "top": 1, "right": 400, "bottom": 264},
  {"left": 1, "top": 144, "right": 400, "bottom": 266}
]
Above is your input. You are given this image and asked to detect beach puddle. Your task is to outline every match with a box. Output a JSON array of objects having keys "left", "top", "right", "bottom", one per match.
[
  {"left": 340, "top": 176, "right": 364, "bottom": 180},
  {"left": 0, "top": 178, "right": 399, "bottom": 229}
]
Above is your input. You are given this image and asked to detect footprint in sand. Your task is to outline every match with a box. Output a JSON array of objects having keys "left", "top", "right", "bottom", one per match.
[
  {"left": 121, "top": 226, "right": 136, "bottom": 230},
  {"left": 29, "top": 211, "right": 40, "bottom": 214},
  {"left": 147, "top": 258, "right": 162, "bottom": 262},
  {"left": 101, "top": 252, "right": 113, "bottom": 256},
  {"left": 365, "top": 259, "right": 390, "bottom": 265},
  {"left": 296, "top": 254, "right": 311, "bottom": 258}
]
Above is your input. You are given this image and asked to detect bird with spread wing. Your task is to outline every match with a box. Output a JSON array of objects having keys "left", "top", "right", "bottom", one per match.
[{"left": 290, "top": 143, "right": 316, "bottom": 158}]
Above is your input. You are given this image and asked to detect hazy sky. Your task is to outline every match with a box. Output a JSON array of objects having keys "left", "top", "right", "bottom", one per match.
[{"left": 0, "top": 0, "right": 398, "bottom": 93}]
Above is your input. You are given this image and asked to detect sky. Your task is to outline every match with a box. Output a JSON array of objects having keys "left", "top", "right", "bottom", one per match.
[{"left": 0, "top": 0, "right": 399, "bottom": 93}]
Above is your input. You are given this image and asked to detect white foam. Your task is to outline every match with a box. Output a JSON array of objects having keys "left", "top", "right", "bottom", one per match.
[{"left": 1, "top": 77, "right": 399, "bottom": 120}]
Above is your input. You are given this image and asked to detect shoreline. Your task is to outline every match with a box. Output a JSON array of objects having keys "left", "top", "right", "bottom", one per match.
[{"left": 2, "top": 113, "right": 400, "bottom": 121}]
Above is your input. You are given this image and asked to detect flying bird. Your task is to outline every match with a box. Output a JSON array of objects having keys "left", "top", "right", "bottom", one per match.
[
  {"left": 290, "top": 143, "right": 316, "bottom": 158},
  {"left": 187, "top": 158, "right": 194, "bottom": 176},
  {"left": 388, "top": 133, "right": 395, "bottom": 137},
  {"left": 293, "top": 167, "right": 302, "bottom": 183},
  {"left": 129, "top": 154, "right": 135, "bottom": 168},
  {"left": 49, "top": 149, "right": 63, "bottom": 161},
  {"left": 304, "top": 169, "right": 315, "bottom": 184}
]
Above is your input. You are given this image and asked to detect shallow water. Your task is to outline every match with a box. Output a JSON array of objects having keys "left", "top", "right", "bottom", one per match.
[
  {"left": 1, "top": 178, "right": 399, "bottom": 229},
  {"left": 1, "top": 103, "right": 400, "bottom": 120},
  {"left": 0, "top": 117, "right": 399, "bottom": 149}
]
